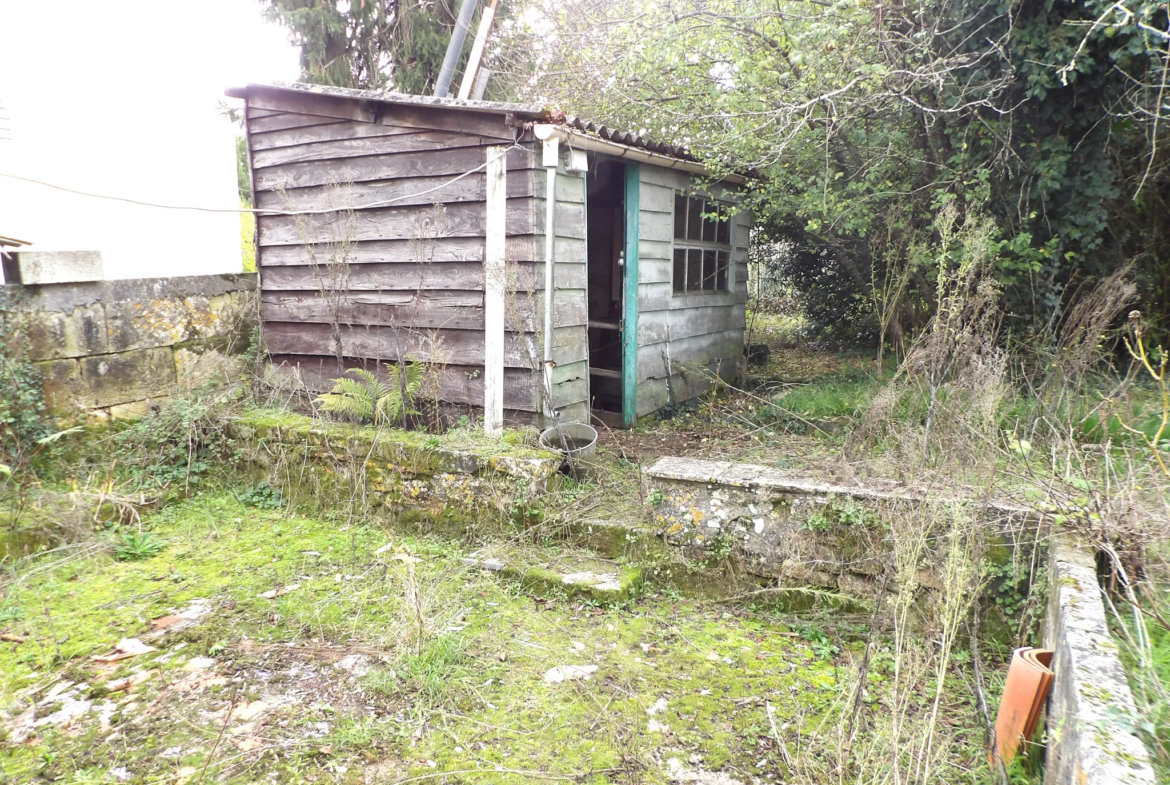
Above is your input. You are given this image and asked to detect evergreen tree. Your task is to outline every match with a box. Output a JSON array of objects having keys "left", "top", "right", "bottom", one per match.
[{"left": 261, "top": 0, "right": 462, "bottom": 94}]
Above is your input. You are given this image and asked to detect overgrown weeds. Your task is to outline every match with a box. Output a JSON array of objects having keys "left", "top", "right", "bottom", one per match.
[
  {"left": 1115, "top": 542, "right": 1170, "bottom": 778},
  {"left": 851, "top": 206, "right": 1007, "bottom": 472},
  {"left": 68, "top": 384, "right": 234, "bottom": 487}
]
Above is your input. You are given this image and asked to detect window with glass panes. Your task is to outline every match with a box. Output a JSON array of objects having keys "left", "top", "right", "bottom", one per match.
[{"left": 673, "top": 193, "right": 732, "bottom": 293}]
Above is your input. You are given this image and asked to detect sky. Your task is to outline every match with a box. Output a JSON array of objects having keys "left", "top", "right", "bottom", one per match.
[{"left": 0, "top": 1, "right": 301, "bottom": 279}]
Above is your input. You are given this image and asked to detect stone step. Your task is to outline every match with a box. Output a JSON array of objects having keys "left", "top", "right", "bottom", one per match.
[
  {"left": 564, "top": 516, "right": 659, "bottom": 559},
  {"left": 462, "top": 545, "right": 642, "bottom": 602}
]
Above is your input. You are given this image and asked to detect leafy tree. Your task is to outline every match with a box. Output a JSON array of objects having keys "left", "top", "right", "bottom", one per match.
[
  {"left": 234, "top": 135, "right": 251, "bottom": 201},
  {"left": 501, "top": 0, "right": 1170, "bottom": 338}
]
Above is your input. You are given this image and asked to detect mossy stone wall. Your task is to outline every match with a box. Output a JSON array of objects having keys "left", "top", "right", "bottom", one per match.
[
  {"left": 230, "top": 410, "right": 561, "bottom": 522},
  {"left": 7, "top": 274, "right": 257, "bottom": 420}
]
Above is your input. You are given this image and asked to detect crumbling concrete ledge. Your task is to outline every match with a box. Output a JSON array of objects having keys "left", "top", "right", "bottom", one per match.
[
  {"left": 1043, "top": 537, "right": 1156, "bottom": 785},
  {"left": 645, "top": 456, "right": 1033, "bottom": 514},
  {"left": 641, "top": 456, "right": 1035, "bottom": 595}
]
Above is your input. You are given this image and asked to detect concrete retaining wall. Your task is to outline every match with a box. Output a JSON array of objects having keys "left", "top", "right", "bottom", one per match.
[
  {"left": 1043, "top": 537, "right": 1156, "bottom": 785},
  {"left": 642, "top": 456, "right": 1035, "bottom": 598},
  {"left": 230, "top": 410, "right": 560, "bottom": 519},
  {"left": 6, "top": 273, "right": 257, "bottom": 420}
]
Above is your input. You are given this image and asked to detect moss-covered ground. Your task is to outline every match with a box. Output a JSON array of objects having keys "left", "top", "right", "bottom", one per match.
[{"left": 0, "top": 491, "right": 1003, "bottom": 784}]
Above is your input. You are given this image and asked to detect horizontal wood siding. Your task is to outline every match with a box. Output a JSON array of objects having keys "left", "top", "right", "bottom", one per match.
[
  {"left": 254, "top": 171, "right": 533, "bottom": 212},
  {"left": 634, "top": 167, "right": 750, "bottom": 417},
  {"left": 253, "top": 147, "right": 534, "bottom": 191},
  {"left": 260, "top": 236, "right": 538, "bottom": 266},
  {"left": 271, "top": 354, "right": 540, "bottom": 411},
  {"left": 259, "top": 260, "right": 586, "bottom": 292},
  {"left": 257, "top": 199, "right": 535, "bottom": 246},
  {"left": 264, "top": 322, "right": 539, "bottom": 367},
  {"left": 246, "top": 90, "right": 544, "bottom": 417},
  {"left": 260, "top": 289, "right": 587, "bottom": 331}
]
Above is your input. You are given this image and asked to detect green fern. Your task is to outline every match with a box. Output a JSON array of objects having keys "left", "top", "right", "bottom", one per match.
[
  {"left": 317, "top": 362, "right": 424, "bottom": 424},
  {"left": 317, "top": 369, "right": 384, "bottom": 421}
]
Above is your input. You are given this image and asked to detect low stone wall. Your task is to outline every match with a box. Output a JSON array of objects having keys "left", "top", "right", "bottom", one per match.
[
  {"left": 642, "top": 456, "right": 1035, "bottom": 597},
  {"left": 8, "top": 274, "right": 256, "bottom": 419},
  {"left": 1043, "top": 537, "right": 1155, "bottom": 785},
  {"left": 231, "top": 410, "right": 560, "bottom": 519}
]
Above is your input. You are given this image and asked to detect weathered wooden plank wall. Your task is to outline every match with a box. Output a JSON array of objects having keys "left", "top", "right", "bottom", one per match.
[
  {"left": 244, "top": 86, "right": 545, "bottom": 416},
  {"left": 244, "top": 85, "right": 751, "bottom": 426},
  {"left": 633, "top": 167, "right": 750, "bottom": 417}
]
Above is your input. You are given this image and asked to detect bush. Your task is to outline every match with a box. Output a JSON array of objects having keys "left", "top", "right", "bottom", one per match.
[
  {"left": 236, "top": 481, "right": 284, "bottom": 509},
  {"left": 113, "top": 385, "right": 237, "bottom": 490},
  {"left": 0, "top": 355, "right": 49, "bottom": 460}
]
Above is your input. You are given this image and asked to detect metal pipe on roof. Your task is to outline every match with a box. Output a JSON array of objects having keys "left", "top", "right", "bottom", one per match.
[
  {"left": 434, "top": 0, "right": 480, "bottom": 98},
  {"left": 472, "top": 68, "right": 492, "bottom": 101},
  {"left": 532, "top": 124, "right": 746, "bottom": 185},
  {"left": 457, "top": 0, "right": 499, "bottom": 100}
]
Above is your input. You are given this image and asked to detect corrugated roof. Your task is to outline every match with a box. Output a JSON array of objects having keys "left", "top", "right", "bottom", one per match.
[
  {"left": 230, "top": 81, "right": 696, "bottom": 163},
  {"left": 559, "top": 116, "right": 694, "bottom": 161}
]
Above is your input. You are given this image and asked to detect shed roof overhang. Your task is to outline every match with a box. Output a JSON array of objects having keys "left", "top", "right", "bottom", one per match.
[{"left": 226, "top": 81, "right": 745, "bottom": 184}]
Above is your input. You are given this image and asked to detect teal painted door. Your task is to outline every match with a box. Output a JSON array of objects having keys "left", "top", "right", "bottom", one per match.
[{"left": 621, "top": 164, "right": 640, "bottom": 428}]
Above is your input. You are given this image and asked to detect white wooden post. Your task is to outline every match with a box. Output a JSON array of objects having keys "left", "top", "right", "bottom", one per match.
[{"left": 483, "top": 145, "right": 507, "bottom": 436}]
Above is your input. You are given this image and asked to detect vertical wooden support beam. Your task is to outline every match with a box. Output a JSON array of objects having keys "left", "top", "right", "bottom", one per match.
[
  {"left": 622, "top": 164, "right": 640, "bottom": 428},
  {"left": 541, "top": 138, "right": 559, "bottom": 421},
  {"left": 483, "top": 145, "right": 507, "bottom": 436}
]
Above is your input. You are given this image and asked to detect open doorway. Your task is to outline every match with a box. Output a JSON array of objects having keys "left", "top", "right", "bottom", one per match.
[{"left": 585, "top": 158, "right": 626, "bottom": 424}]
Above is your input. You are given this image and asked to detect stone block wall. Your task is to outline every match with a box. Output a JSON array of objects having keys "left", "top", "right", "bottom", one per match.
[{"left": 6, "top": 273, "right": 257, "bottom": 420}]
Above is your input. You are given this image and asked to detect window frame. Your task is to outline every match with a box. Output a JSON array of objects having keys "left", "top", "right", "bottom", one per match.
[{"left": 672, "top": 192, "right": 733, "bottom": 295}]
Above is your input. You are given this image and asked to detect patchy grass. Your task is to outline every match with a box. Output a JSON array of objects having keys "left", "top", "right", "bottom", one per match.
[
  {"left": 593, "top": 346, "right": 884, "bottom": 476},
  {"left": 0, "top": 492, "right": 1003, "bottom": 784},
  {"left": 762, "top": 369, "right": 881, "bottom": 430}
]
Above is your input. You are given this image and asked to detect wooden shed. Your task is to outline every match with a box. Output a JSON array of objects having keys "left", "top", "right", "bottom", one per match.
[{"left": 228, "top": 82, "right": 751, "bottom": 429}]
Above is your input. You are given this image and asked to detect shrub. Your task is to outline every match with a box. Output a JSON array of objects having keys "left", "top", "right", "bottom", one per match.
[
  {"left": 236, "top": 481, "right": 284, "bottom": 509},
  {"left": 113, "top": 385, "right": 236, "bottom": 490}
]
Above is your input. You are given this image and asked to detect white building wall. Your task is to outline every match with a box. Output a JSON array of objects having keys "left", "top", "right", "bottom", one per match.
[{"left": 0, "top": 1, "right": 298, "bottom": 280}]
